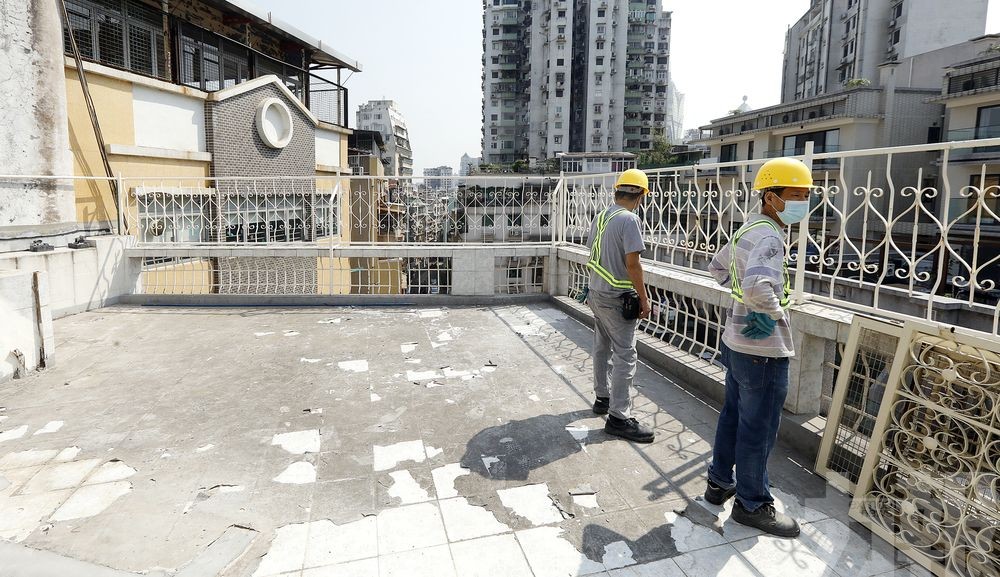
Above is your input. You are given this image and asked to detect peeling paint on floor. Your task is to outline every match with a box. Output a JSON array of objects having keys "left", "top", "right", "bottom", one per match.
[
  {"left": 300, "top": 358, "right": 322, "bottom": 364},
  {"left": 0, "top": 425, "right": 28, "bottom": 442},
  {"left": 282, "top": 331, "right": 300, "bottom": 337},
  {"left": 405, "top": 359, "right": 422, "bottom": 364},
  {"left": 338, "top": 360, "right": 369, "bottom": 373},
  {"left": 438, "top": 497, "right": 510, "bottom": 541},
  {"left": 400, "top": 343, "right": 418, "bottom": 353},
  {"left": 602, "top": 541, "right": 636, "bottom": 570},
  {"left": 436, "top": 332, "right": 453, "bottom": 342},
  {"left": 516, "top": 526, "right": 605, "bottom": 576},
  {"left": 424, "top": 446, "right": 443, "bottom": 459},
  {"left": 572, "top": 494, "right": 600, "bottom": 509},
  {"left": 195, "top": 444, "right": 215, "bottom": 453},
  {"left": 50, "top": 481, "right": 133, "bottom": 522},
  {"left": 251, "top": 517, "right": 378, "bottom": 577},
  {"left": 87, "top": 460, "right": 137, "bottom": 484},
  {"left": 370, "top": 393, "right": 382, "bottom": 402},
  {"left": 528, "top": 394, "right": 541, "bottom": 402},
  {"left": 254, "top": 332, "right": 274, "bottom": 337},
  {"left": 317, "top": 318, "right": 342, "bottom": 324},
  {"left": 271, "top": 430, "right": 321, "bottom": 455},
  {"left": 373, "top": 440, "right": 426, "bottom": 471},
  {"left": 431, "top": 463, "right": 469, "bottom": 499},
  {"left": 33, "top": 421, "right": 64, "bottom": 435},
  {"left": 418, "top": 310, "right": 443, "bottom": 318},
  {"left": 497, "top": 484, "right": 563, "bottom": 526},
  {"left": 274, "top": 462, "right": 317, "bottom": 484},
  {"left": 406, "top": 370, "right": 441, "bottom": 382},
  {"left": 387, "top": 470, "right": 431, "bottom": 504}
]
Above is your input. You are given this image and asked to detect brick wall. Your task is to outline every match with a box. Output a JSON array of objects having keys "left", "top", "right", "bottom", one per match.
[{"left": 206, "top": 82, "right": 316, "bottom": 179}]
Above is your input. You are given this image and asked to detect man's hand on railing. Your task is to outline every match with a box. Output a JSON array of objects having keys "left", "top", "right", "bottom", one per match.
[
  {"left": 741, "top": 311, "right": 777, "bottom": 339},
  {"left": 575, "top": 286, "right": 589, "bottom": 304}
]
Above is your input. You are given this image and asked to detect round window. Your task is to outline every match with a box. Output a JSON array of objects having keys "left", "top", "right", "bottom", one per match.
[{"left": 256, "top": 98, "right": 294, "bottom": 149}]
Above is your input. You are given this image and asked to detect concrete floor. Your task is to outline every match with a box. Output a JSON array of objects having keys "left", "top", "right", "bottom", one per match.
[{"left": 0, "top": 304, "right": 931, "bottom": 577}]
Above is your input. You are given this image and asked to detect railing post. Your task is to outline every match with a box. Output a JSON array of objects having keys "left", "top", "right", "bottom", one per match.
[
  {"left": 558, "top": 171, "right": 567, "bottom": 244},
  {"left": 793, "top": 141, "right": 814, "bottom": 304},
  {"left": 116, "top": 173, "right": 125, "bottom": 236}
]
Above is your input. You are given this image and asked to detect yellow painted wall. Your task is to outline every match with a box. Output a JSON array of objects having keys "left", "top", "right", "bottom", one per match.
[
  {"left": 65, "top": 67, "right": 211, "bottom": 229},
  {"left": 317, "top": 256, "right": 352, "bottom": 295},
  {"left": 141, "top": 258, "right": 213, "bottom": 294}
]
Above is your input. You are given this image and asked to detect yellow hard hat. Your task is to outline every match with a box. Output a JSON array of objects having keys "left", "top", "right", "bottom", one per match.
[
  {"left": 615, "top": 168, "right": 649, "bottom": 195},
  {"left": 753, "top": 157, "right": 814, "bottom": 191}
]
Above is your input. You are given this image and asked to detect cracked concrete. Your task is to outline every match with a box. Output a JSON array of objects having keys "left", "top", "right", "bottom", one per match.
[{"left": 0, "top": 304, "right": 927, "bottom": 576}]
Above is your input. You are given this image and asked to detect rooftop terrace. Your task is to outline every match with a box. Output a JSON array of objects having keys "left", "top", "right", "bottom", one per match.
[{"left": 0, "top": 303, "right": 928, "bottom": 577}]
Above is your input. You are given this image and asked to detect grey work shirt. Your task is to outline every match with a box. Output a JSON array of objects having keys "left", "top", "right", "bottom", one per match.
[
  {"left": 708, "top": 214, "right": 795, "bottom": 358},
  {"left": 586, "top": 206, "right": 645, "bottom": 296}
]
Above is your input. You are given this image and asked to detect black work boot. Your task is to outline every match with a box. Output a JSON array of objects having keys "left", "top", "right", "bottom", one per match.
[
  {"left": 731, "top": 501, "right": 800, "bottom": 538},
  {"left": 593, "top": 396, "right": 610, "bottom": 415},
  {"left": 604, "top": 415, "right": 654, "bottom": 443},
  {"left": 704, "top": 481, "right": 737, "bottom": 506}
]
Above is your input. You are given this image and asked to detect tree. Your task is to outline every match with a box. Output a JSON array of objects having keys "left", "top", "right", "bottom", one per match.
[{"left": 637, "top": 137, "right": 680, "bottom": 169}]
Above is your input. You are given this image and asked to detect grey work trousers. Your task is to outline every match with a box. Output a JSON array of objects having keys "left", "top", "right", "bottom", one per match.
[{"left": 588, "top": 289, "right": 639, "bottom": 419}]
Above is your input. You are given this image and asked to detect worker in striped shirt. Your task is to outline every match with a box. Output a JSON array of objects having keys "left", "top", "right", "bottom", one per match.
[{"left": 703, "top": 157, "right": 814, "bottom": 539}]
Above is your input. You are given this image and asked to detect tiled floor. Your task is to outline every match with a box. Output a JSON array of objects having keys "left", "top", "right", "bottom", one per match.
[{"left": 0, "top": 304, "right": 930, "bottom": 576}]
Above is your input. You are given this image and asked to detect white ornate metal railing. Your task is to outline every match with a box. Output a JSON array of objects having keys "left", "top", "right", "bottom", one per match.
[
  {"left": 561, "top": 139, "right": 1000, "bottom": 336},
  {"left": 117, "top": 175, "right": 559, "bottom": 246}
]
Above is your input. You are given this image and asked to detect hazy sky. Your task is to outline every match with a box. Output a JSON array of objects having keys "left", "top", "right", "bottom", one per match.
[{"left": 255, "top": 1, "right": 1000, "bottom": 174}]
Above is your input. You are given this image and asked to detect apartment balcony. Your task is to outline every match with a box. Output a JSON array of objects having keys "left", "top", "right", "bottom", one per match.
[
  {"left": 945, "top": 125, "right": 1000, "bottom": 161},
  {"left": 3, "top": 142, "right": 999, "bottom": 577}
]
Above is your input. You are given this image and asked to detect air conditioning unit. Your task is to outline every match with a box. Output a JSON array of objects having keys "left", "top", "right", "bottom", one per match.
[
  {"left": 840, "top": 12, "right": 848, "bottom": 20},
  {"left": 888, "top": 18, "right": 896, "bottom": 27}
]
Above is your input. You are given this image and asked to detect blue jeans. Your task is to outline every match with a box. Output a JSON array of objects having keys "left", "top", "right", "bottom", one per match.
[{"left": 708, "top": 343, "right": 790, "bottom": 512}]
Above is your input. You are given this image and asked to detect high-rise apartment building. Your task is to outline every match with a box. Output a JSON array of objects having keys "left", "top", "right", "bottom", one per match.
[
  {"left": 782, "top": 0, "right": 988, "bottom": 103},
  {"left": 423, "top": 166, "right": 456, "bottom": 191},
  {"left": 482, "top": 0, "right": 678, "bottom": 165},
  {"left": 357, "top": 100, "right": 414, "bottom": 176}
]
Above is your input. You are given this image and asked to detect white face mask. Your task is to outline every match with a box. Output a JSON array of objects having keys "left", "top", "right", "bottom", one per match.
[{"left": 770, "top": 193, "right": 810, "bottom": 225}]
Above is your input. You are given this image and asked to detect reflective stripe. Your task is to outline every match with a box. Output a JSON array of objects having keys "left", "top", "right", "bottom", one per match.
[
  {"left": 587, "top": 208, "right": 634, "bottom": 289},
  {"left": 728, "top": 220, "right": 791, "bottom": 309}
]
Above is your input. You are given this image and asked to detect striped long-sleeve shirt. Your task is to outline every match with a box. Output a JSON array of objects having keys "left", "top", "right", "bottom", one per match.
[{"left": 709, "top": 214, "right": 795, "bottom": 358}]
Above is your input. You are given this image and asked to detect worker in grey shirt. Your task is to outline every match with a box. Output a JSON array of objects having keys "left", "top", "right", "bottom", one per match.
[
  {"left": 584, "top": 169, "right": 654, "bottom": 443},
  {"left": 703, "top": 157, "right": 814, "bottom": 538}
]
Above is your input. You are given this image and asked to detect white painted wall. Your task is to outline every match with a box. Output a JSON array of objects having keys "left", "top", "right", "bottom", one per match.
[
  {"left": 315, "top": 128, "right": 343, "bottom": 168},
  {"left": 0, "top": 270, "right": 51, "bottom": 383},
  {"left": 132, "top": 85, "right": 206, "bottom": 152},
  {"left": 0, "top": 0, "right": 74, "bottom": 230}
]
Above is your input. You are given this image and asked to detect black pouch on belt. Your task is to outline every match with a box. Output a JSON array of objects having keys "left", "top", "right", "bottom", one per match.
[{"left": 621, "top": 290, "right": 640, "bottom": 320}]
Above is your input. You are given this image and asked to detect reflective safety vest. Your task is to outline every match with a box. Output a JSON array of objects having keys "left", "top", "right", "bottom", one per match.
[
  {"left": 586, "top": 207, "right": 634, "bottom": 290},
  {"left": 729, "top": 220, "right": 791, "bottom": 309}
]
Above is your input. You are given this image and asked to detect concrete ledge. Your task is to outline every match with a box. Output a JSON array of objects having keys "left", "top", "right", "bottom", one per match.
[
  {"left": 106, "top": 144, "right": 211, "bottom": 162},
  {"left": 316, "top": 164, "right": 351, "bottom": 174},
  {"left": 550, "top": 295, "right": 824, "bottom": 462},
  {"left": 120, "top": 293, "right": 550, "bottom": 308}
]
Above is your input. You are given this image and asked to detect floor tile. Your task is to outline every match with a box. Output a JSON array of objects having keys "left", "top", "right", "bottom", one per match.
[
  {"left": 673, "top": 544, "right": 763, "bottom": 577},
  {"left": 732, "top": 534, "right": 838, "bottom": 577},
  {"left": 0, "top": 449, "right": 59, "bottom": 470},
  {"left": 379, "top": 544, "right": 456, "bottom": 577},
  {"left": 0, "top": 465, "right": 42, "bottom": 497},
  {"left": 376, "top": 502, "right": 448, "bottom": 554},
  {"left": 252, "top": 522, "right": 310, "bottom": 577},
  {"left": 516, "top": 526, "right": 606, "bottom": 577},
  {"left": 497, "top": 483, "right": 563, "bottom": 526},
  {"left": 450, "top": 534, "right": 534, "bottom": 577},
  {"left": 302, "top": 558, "right": 378, "bottom": 577},
  {"left": 799, "top": 518, "right": 900, "bottom": 577},
  {"left": 50, "top": 481, "right": 132, "bottom": 521},
  {"left": 608, "top": 558, "right": 685, "bottom": 577},
  {"left": 0, "top": 489, "right": 72, "bottom": 534},
  {"left": 439, "top": 497, "right": 511, "bottom": 542},
  {"left": 20, "top": 459, "right": 100, "bottom": 494},
  {"left": 303, "top": 517, "right": 378, "bottom": 569}
]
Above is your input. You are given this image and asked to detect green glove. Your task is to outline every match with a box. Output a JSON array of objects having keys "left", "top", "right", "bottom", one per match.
[{"left": 741, "top": 311, "right": 777, "bottom": 339}]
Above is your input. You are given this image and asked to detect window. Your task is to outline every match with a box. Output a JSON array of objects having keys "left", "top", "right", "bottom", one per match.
[
  {"left": 558, "top": 25, "right": 566, "bottom": 34},
  {"left": 594, "top": 120, "right": 602, "bottom": 129},
  {"left": 596, "top": 56, "right": 604, "bottom": 66},
  {"left": 891, "top": 2, "right": 903, "bottom": 19},
  {"left": 558, "top": 9, "right": 566, "bottom": 17},
  {"left": 967, "top": 175, "right": 1000, "bottom": 223},
  {"left": 782, "top": 128, "right": 840, "bottom": 154},
  {"left": 554, "top": 135, "right": 563, "bottom": 144},
  {"left": 492, "top": 71, "right": 499, "bottom": 78},
  {"left": 491, "top": 114, "right": 498, "bottom": 121},
  {"left": 594, "top": 104, "right": 603, "bottom": 114},
  {"left": 557, "top": 58, "right": 564, "bottom": 66},
  {"left": 719, "top": 143, "right": 737, "bottom": 163},
  {"left": 63, "top": 0, "right": 167, "bottom": 79},
  {"left": 491, "top": 128, "right": 498, "bottom": 135},
  {"left": 556, "top": 89, "right": 564, "bottom": 97},
  {"left": 592, "top": 135, "right": 602, "bottom": 146},
  {"left": 555, "top": 121, "right": 563, "bottom": 128},
  {"left": 555, "top": 72, "right": 565, "bottom": 83},
  {"left": 889, "top": 29, "right": 900, "bottom": 46},
  {"left": 595, "top": 72, "right": 603, "bottom": 85},
  {"left": 747, "top": 140, "right": 755, "bottom": 160},
  {"left": 597, "top": 24, "right": 606, "bottom": 33},
  {"left": 596, "top": 41, "right": 605, "bottom": 50},
  {"left": 597, "top": 8, "right": 606, "bottom": 17}
]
